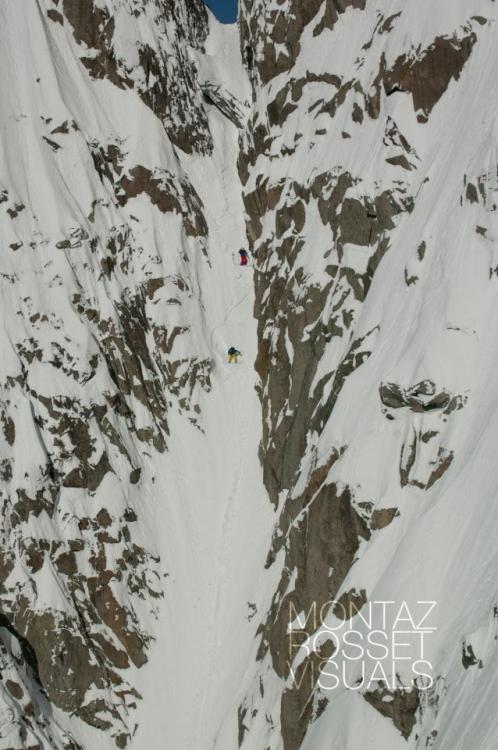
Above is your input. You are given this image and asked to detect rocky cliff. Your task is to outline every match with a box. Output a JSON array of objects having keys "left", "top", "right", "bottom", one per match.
[{"left": 1, "top": 1, "right": 498, "bottom": 749}]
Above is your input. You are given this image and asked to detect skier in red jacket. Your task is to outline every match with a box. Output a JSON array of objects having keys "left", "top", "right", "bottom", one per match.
[{"left": 239, "top": 249, "right": 249, "bottom": 266}]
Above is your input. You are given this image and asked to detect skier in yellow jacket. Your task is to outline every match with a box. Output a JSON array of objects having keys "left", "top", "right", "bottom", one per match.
[{"left": 227, "top": 346, "right": 241, "bottom": 364}]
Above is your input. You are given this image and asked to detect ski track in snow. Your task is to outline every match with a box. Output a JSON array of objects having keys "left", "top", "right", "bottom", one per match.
[{"left": 196, "top": 272, "right": 254, "bottom": 750}]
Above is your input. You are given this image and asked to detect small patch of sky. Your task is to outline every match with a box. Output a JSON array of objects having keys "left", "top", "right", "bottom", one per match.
[{"left": 203, "top": 0, "right": 238, "bottom": 24}]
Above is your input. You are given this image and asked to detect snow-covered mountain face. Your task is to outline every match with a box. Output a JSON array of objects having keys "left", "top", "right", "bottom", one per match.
[
  {"left": 237, "top": 2, "right": 498, "bottom": 749},
  {"left": 0, "top": 1, "right": 250, "bottom": 747},
  {"left": 1, "top": 1, "right": 498, "bottom": 749}
]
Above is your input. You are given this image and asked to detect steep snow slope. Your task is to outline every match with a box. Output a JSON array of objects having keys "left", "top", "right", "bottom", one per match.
[
  {"left": 131, "top": 23, "right": 277, "bottom": 750},
  {"left": 0, "top": 2, "right": 274, "bottom": 749},
  {"left": 2, "top": 1, "right": 498, "bottom": 750},
  {"left": 237, "top": 1, "right": 498, "bottom": 749}
]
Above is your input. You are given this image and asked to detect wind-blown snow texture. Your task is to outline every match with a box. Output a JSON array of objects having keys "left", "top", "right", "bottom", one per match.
[{"left": 0, "top": 1, "right": 497, "bottom": 749}]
